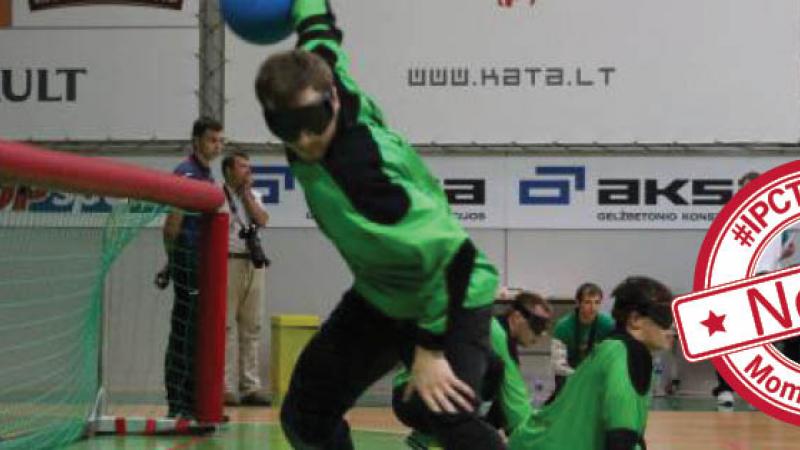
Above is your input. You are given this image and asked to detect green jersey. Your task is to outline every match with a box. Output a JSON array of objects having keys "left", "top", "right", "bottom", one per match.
[
  {"left": 553, "top": 312, "right": 615, "bottom": 368},
  {"left": 394, "top": 318, "right": 533, "bottom": 446},
  {"left": 509, "top": 336, "right": 651, "bottom": 450},
  {"left": 290, "top": 0, "right": 498, "bottom": 337}
]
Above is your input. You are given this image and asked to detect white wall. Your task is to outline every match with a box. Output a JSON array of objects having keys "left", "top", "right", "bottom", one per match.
[
  {"left": 225, "top": 0, "right": 800, "bottom": 143},
  {"left": 0, "top": 1, "right": 198, "bottom": 140}
]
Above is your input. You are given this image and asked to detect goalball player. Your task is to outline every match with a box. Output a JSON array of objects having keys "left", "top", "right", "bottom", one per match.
[
  {"left": 508, "top": 276, "right": 674, "bottom": 450},
  {"left": 253, "top": 0, "right": 507, "bottom": 448}
]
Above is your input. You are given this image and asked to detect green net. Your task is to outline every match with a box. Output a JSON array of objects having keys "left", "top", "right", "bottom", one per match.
[{"left": 0, "top": 186, "right": 169, "bottom": 449}]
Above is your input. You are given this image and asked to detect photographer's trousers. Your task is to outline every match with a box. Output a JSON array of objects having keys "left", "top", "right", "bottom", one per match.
[{"left": 225, "top": 257, "right": 266, "bottom": 396}]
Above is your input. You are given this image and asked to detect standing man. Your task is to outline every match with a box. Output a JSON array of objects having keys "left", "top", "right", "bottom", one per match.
[
  {"left": 254, "top": 1, "right": 505, "bottom": 448},
  {"left": 159, "top": 117, "right": 223, "bottom": 418},
  {"left": 549, "top": 282, "right": 614, "bottom": 401},
  {"left": 221, "top": 151, "right": 270, "bottom": 406}
]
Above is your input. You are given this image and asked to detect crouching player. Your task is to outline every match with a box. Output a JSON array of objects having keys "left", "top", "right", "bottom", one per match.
[
  {"left": 257, "top": 0, "right": 513, "bottom": 448},
  {"left": 394, "top": 292, "right": 553, "bottom": 449}
]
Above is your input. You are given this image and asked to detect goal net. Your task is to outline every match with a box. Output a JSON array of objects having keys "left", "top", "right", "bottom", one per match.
[{"left": 0, "top": 140, "right": 228, "bottom": 449}]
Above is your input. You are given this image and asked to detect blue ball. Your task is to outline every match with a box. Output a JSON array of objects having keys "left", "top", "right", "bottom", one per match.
[{"left": 221, "top": 0, "right": 294, "bottom": 45}]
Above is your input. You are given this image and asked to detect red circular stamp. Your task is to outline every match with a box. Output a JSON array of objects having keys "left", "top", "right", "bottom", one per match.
[{"left": 683, "top": 160, "right": 800, "bottom": 425}]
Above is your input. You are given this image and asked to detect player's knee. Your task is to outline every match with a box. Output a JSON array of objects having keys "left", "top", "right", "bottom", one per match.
[
  {"left": 392, "top": 386, "right": 435, "bottom": 433},
  {"left": 432, "top": 415, "right": 503, "bottom": 450},
  {"left": 279, "top": 395, "right": 302, "bottom": 434},
  {"left": 279, "top": 398, "right": 315, "bottom": 445},
  {"left": 280, "top": 393, "right": 337, "bottom": 447}
]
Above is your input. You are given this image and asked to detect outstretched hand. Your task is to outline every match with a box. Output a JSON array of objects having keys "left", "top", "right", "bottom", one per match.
[{"left": 403, "top": 346, "right": 475, "bottom": 414}]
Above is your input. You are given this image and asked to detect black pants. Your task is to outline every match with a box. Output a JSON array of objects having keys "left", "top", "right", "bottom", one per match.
[
  {"left": 395, "top": 350, "right": 507, "bottom": 438},
  {"left": 165, "top": 243, "right": 199, "bottom": 416},
  {"left": 782, "top": 337, "right": 800, "bottom": 363},
  {"left": 280, "top": 239, "right": 501, "bottom": 450},
  {"left": 712, "top": 371, "right": 732, "bottom": 396},
  {"left": 280, "top": 292, "right": 501, "bottom": 450}
]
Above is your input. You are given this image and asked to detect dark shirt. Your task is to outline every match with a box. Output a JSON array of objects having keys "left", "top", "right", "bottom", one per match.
[
  {"left": 497, "top": 315, "right": 520, "bottom": 365},
  {"left": 172, "top": 153, "right": 214, "bottom": 247}
]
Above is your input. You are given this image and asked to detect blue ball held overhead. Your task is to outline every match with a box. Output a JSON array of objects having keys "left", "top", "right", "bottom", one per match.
[{"left": 221, "top": 0, "right": 294, "bottom": 45}]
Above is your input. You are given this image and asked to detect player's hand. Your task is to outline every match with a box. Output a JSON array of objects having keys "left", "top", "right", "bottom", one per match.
[
  {"left": 404, "top": 346, "right": 475, "bottom": 414},
  {"left": 239, "top": 174, "right": 254, "bottom": 195},
  {"left": 498, "top": 429, "right": 508, "bottom": 445}
]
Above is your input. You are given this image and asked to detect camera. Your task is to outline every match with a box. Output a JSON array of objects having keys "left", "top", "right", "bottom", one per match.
[
  {"left": 154, "top": 267, "right": 170, "bottom": 290},
  {"left": 239, "top": 224, "right": 270, "bottom": 268}
]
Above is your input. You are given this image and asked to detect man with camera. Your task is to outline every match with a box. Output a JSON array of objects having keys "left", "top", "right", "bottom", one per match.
[{"left": 221, "top": 151, "right": 270, "bottom": 407}]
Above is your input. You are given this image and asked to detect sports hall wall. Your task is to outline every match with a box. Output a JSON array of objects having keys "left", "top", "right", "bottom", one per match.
[{"left": 2, "top": 0, "right": 799, "bottom": 399}]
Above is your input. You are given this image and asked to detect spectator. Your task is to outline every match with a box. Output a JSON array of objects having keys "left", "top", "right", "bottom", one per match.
[
  {"left": 221, "top": 151, "right": 270, "bottom": 406},
  {"left": 158, "top": 117, "right": 223, "bottom": 418}
]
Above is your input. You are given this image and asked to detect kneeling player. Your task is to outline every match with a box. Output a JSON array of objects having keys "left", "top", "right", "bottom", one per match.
[{"left": 508, "top": 276, "right": 674, "bottom": 450}]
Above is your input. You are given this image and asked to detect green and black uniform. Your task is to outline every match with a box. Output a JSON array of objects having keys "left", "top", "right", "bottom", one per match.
[
  {"left": 392, "top": 319, "right": 533, "bottom": 449},
  {"left": 508, "top": 333, "right": 652, "bottom": 450},
  {"left": 279, "top": 1, "right": 501, "bottom": 449},
  {"left": 549, "top": 311, "right": 615, "bottom": 400},
  {"left": 553, "top": 312, "right": 615, "bottom": 368}
]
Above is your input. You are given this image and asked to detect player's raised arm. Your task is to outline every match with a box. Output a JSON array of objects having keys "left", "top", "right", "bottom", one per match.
[
  {"left": 293, "top": 0, "right": 339, "bottom": 44},
  {"left": 292, "top": 0, "right": 347, "bottom": 69}
]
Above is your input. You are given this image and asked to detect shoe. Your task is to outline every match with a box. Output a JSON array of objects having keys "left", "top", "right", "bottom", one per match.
[
  {"left": 224, "top": 392, "right": 240, "bottom": 406},
  {"left": 240, "top": 391, "right": 271, "bottom": 406},
  {"left": 717, "top": 390, "right": 734, "bottom": 411}
]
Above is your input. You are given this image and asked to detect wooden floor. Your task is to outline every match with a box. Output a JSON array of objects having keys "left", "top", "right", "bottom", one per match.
[
  {"left": 643, "top": 411, "right": 800, "bottom": 450},
  {"left": 228, "top": 407, "right": 800, "bottom": 450},
  {"left": 66, "top": 406, "right": 800, "bottom": 449}
]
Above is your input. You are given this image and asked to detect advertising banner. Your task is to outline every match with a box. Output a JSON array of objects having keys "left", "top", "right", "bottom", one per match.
[
  {"left": 225, "top": 0, "right": 800, "bottom": 144},
  {"left": 7, "top": 153, "right": 792, "bottom": 231},
  {"left": 2, "top": 154, "right": 796, "bottom": 230},
  {"left": 0, "top": 0, "right": 198, "bottom": 140}
]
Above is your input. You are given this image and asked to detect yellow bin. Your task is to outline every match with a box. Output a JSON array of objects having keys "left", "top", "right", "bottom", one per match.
[{"left": 270, "top": 314, "right": 321, "bottom": 406}]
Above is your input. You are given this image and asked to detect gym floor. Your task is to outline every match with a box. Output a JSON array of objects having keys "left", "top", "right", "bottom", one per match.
[{"left": 66, "top": 402, "right": 800, "bottom": 450}]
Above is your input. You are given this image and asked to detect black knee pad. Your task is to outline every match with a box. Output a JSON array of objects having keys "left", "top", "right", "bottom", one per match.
[
  {"left": 392, "top": 386, "right": 503, "bottom": 450},
  {"left": 280, "top": 393, "right": 353, "bottom": 449},
  {"left": 392, "top": 385, "right": 436, "bottom": 434}
]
